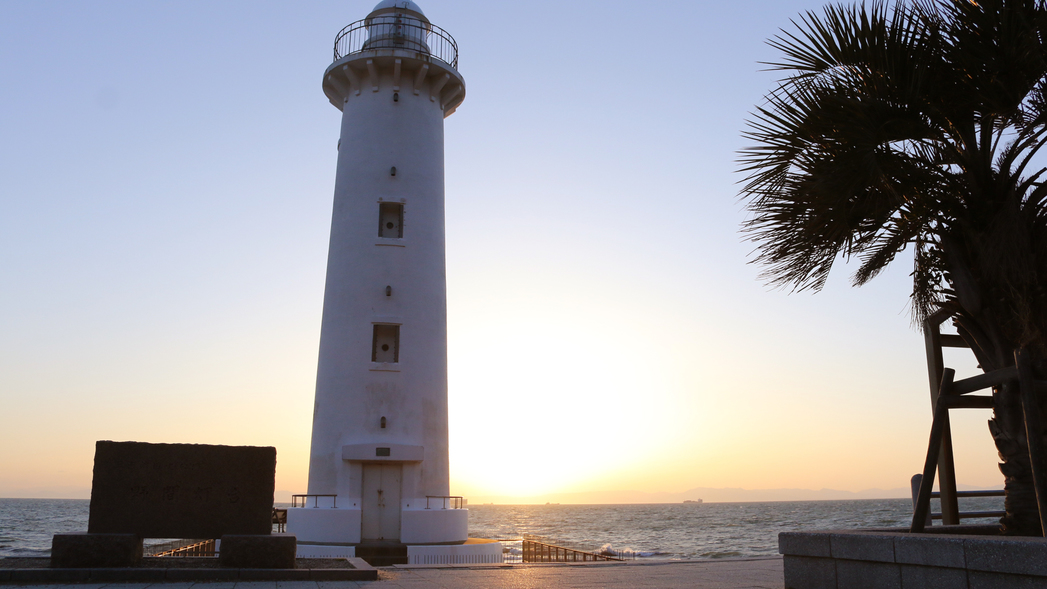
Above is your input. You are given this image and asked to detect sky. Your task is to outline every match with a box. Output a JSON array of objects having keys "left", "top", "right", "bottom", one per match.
[{"left": 0, "top": 0, "right": 1002, "bottom": 502}]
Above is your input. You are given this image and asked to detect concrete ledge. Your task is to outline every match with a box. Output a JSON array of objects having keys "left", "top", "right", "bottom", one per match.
[
  {"left": 895, "top": 535, "right": 966, "bottom": 568},
  {"left": 88, "top": 567, "right": 166, "bottom": 582},
  {"left": 900, "top": 564, "right": 968, "bottom": 589},
  {"left": 965, "top": 537, "right": 1047, "bottom": 576},
  {"left": 783, "top": 555, "right": 835, "bottom": 589},
  {"left": 288, "top": 507, "right": 362, "bottom": 546},
  {"left": 780, "top": 528, "right": 1047, "bottom": 589},
  {"left": 164, "top": 567, "right": 240, "bottom": 581},
  {"left": 11, "top": 569, "right": 89, "bottom": 583},
  {"left": 401, "top": 508, "right": 468, "bottom": 544},
  {"left": 238, "top": 567, "right": 310, "bottom": 580},
  {"left": 831, "top": 532, "right": 896, "bottom": 563},
  {"left": 0, "top": 567, "right": 378, "bottom": 583},
  {"left": 835, "top": 559, "right": 901, "bottom": 589},
  {"left": 780, "top": 532, "right": 832, "bottom": 557}
]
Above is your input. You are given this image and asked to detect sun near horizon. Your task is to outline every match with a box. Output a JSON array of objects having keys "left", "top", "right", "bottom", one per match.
[{"left": 0, "top": 0, "right": 1005, "bottom": 504}]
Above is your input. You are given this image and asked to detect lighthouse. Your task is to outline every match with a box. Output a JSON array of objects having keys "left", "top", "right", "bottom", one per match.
[{"left": 287, "top": 2, "right": 495, "bottom": 563}]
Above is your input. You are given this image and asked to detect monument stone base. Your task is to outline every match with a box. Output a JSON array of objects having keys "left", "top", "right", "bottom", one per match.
[
  {"left": 51, "top": 533, "right": 142, "bottom": 568},
  {"left": 219, "top": 534, "right": 297, "bottom": 569}
]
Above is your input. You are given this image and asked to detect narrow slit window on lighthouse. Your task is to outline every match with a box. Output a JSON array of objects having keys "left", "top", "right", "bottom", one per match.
[
  {"left": 371, "top": 324, "right": 400, "bottom": 363},
  {"left": 378, "top": 202, "right": 404, "bottom": 238}
]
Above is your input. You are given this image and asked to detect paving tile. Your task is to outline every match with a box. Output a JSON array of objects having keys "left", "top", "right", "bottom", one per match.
[
  {"left": 90, "top": 569, "right": 168, "bottom": 583},
  {"left": 10, "top": 569, "right": 90, "bottom": 583},
  {"left": 0, "top": 559, "right": 789, "bottom": 589},
  {"left": 234, "top": 581, "right": 279, "bottom": 589},
  {"left": 163, "top": 569, "right": 240, "bottom": 582},
  {"left": 146, "top": 583, "right": 194, "bottom": 589},
  {"left": 187, "top": 582, "right": 239, "bottom": 589}
]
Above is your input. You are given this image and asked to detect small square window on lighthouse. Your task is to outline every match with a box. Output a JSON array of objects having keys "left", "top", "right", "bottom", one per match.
[
  {"left": 378, "top": 202, "right": 403, "bottom": 238},
  {"left": 371, "top": 324, "right": 400, "bottom": 363}
]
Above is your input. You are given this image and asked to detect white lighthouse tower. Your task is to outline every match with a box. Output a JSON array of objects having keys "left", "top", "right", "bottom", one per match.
[{"left": 288, "top": 2, "right": 495, "bottom": 563}]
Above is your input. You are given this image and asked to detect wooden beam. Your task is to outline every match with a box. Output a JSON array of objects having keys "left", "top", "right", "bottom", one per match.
[
  {"left": 913, "top": 369, "right": 955, "bottom": 532},
  {"left": 950, "top": 367, "right": 1019, "bottom": 395},
  {"left": 1017, "top": 348, "right": 1047, "bottom": 537},
  {"left": 941, "top": 395, "right": 994, "bottom": 409},
  {"left": 925, "top": 319, "right": 960, "bottom": 524}
]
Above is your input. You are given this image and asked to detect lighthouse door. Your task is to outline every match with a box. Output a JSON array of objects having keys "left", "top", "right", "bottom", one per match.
[{"left": 361, "top": 464, "right": 402, "bottom": 541}]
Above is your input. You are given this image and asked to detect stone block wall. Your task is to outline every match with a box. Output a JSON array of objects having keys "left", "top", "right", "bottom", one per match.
[{"left": 780, "top": 527, "right": 1047, "bottom": 589}]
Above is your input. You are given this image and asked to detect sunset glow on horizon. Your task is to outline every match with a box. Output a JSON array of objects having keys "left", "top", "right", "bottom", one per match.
[{"left": 0, "top": 0, "right": 1004, "bottom": 503}]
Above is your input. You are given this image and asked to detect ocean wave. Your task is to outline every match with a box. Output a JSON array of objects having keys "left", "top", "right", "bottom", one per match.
[
  {"left": 597, "top": 543, "right": 665, "bottom": 558},
  {"left": 1, "top": 547, "right": 51, "bottom": 558},
  {"left": 700, "top": 550, "right": 743, "bottom": 558}
]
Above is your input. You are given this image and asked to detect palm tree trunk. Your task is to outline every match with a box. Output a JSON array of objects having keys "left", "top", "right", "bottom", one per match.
[
  {"left": 990, "top": 379, "right": 1042, "bottom": 535},
  {"left": 947, "top": 228, "right": 1047, "bottom": 535}
]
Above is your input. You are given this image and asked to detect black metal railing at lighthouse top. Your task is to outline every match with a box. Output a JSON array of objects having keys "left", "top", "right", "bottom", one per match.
[{"left": 333, "top": 15, "right": 458, "bottom": 69}]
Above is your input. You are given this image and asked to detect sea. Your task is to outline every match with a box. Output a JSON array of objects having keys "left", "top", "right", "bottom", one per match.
[{"left": 0, "top": 497, "right": 1006, "bottom": 561}]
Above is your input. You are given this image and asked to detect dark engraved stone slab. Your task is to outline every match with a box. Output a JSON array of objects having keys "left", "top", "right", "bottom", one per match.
[{"left": 87, "top": 441, "right": 276, "bottom": 538}]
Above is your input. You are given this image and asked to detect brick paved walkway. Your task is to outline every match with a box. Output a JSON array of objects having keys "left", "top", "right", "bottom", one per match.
[{"left": 2, "top": 557, "right": 784, "bottom": 589}]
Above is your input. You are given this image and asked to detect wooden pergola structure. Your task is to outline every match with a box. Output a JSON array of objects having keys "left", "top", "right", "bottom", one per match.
[{"left": 911, "top": 310, "right": 1047, "bottom": 535}]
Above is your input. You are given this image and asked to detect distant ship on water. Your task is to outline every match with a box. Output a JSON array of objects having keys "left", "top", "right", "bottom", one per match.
[{"left": 683, "top": 499, "right": 703, "bottom": 504}]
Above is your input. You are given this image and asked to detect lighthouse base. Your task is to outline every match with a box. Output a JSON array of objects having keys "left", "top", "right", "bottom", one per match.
[
  {"left": 287, "top": 506, "right": 470, "bottom": 555},
  {"left": 401, "top": 506, "right": 468, "bottom": 544},
  {"left": 287, "top": 506, "right": 362, "bottom": 545},
  {"left": 294, "top": 539, "right": 502, "bottom": 564}
]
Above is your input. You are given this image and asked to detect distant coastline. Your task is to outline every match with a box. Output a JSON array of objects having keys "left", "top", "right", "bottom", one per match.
[
  {"left": 1, "top": 483, "right": 1003, "bottom": 505},
  {"left": 461, "top": 482, "right": 1003, "bottom": 505}
]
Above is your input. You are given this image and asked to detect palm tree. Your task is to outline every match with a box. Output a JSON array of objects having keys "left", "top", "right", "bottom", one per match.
[{"left": 738, "top": 0, "right": 1047, "bottom": 535}]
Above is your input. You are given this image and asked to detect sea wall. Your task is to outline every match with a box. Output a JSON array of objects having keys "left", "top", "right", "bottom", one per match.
[{"left": 780, "top": 526, "right": 1047, "bottom": 589}]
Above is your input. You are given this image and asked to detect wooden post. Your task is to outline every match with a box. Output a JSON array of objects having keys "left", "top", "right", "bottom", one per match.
[
  {"left": 912, "top": 369, "right": 955, "bottom": 532},
  {"left": 910, "top": 474, "right": 932, "bottom": 527},
  {"left": 924, "top": 312, "right": 960, "bottom": 524},
  {"left": 1016, "top": 348, "right": 1047, "bottom": 537}
]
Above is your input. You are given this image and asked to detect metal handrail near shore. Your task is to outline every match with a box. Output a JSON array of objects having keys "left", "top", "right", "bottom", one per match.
[
  {"left": 332, "top": 16, "right": 458, "bottom": 68},
  {"left": 425, "top": 495, "right": 464, "bottom": 509},
  {"left": 292, "top": 493, "right": 338, "bottom": 508},
  {"left": 910, "top": 474, "right": 1005, "bottom": 523},
  {"left": 152, "top": 539, "right": 216, "bottom": 558},
  {"left": 521, "top": 536, "right": 624, "bottom": 563}
]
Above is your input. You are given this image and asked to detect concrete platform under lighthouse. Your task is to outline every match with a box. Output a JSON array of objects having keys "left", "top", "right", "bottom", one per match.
[{"left": 289, "top": 503, "right": 501, "bottom": 564}]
